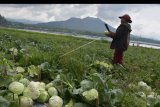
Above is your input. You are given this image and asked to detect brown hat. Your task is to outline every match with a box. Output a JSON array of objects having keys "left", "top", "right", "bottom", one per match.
[{"left": 119, "top": 14, "right": 132, "bottom": 23}]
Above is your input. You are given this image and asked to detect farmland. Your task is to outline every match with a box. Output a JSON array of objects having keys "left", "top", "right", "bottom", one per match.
[{"left": 0, "top": 27, "right": 160, "bottom": 107}]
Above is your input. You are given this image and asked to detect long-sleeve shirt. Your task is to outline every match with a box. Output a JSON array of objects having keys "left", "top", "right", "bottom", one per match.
[{"left": 110, "top": 23, "right": 132, "bottom": 51}]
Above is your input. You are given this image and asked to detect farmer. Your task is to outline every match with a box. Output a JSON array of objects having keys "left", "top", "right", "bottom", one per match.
[{"left": 105, "top": 14, "right": 132, "bottom": 65}]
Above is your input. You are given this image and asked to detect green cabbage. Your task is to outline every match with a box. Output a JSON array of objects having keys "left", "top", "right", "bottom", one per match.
[
  {"left": 37, "top": 91, "right": 49, "bottom": 103},
  {"left": 39, "top": 82, "right": 46, "bottom": 89},
  {"left": 23, "top": 87, "right": 31, "bottom": 98},
  {"left": 19, "top": 78, "right": 30, "bottom": 87},
  {"left": 136, "top": 92, "right": 146, "bottom": 99},
  {"left": 48, "top": 87, "right": 58, "bottom": 97},
  {"left": 147, "top": 94, "right": 157, "bottom": 106},
  {"left": 49, "top": 96, "right": 63, "bottom": 107},
  {"left": 9, "top": 47, "right": 18, "bottom": 56},
  {"left": 23, "top": 82, "right": 41, "bottom": 100},
  {"left": 82, "top": 88, "right": 98, "bottom": 101},
  {"left": 20, "top": 96, "right": 33, "bottom": 107},
  {"left": 16, "top": 66, "right": 25, "bottom": 73},
  {"left": 8, "top": 81, "right": 24, "bottom": 95},
  {"left": 138, "top": 81, "right": 151, "bottom": 93},
  {"left": 38, "top": 82, "right": 46, "bottom": 92},
  {"left": 45, "top": 82, "right": 53, "bottom": 90}
]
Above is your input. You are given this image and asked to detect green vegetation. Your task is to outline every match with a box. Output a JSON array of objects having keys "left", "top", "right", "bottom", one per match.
[{"left": 0, "top": 27, "right": 160, "bottom": 107}]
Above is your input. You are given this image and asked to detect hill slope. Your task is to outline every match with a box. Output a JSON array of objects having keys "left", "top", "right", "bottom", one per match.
[{"left": 36, "top": 17, "right": 116, "bottom": 33}]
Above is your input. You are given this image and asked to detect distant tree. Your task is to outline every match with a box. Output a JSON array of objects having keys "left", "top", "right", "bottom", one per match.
[{"left": 0, "top": 14, "right": 10, "bottom": 26}]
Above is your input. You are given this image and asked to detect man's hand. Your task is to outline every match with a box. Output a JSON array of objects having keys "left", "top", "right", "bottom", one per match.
[
  {"left": 104, "top": 31, "right": 110, "bottom": 35},
  {"left": 104, "top": 31, "right": 115, "bottom": 38}
]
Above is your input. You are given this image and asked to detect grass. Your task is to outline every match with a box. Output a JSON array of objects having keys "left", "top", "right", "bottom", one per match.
[{"left": 1, "top": 27, "right": 160, "bottom": 106}]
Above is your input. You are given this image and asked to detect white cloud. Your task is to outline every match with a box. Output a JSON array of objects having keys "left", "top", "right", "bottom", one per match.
[
  {"left": 130, "top": 5, "right": 160, "bottom": 40},
  {"left": 97, "top": 4, "right": 160, "bottom": 40},
  {"left": 46, "top": 4, "right": 99, "bottom": 21},
  {"left": 0, "top": 5, "right": 50, "bottom": 22},
  {"left": 0, "top": 4, "right": 99, "bottom": 22}
]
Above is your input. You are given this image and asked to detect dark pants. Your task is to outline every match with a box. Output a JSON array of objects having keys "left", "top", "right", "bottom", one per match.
[{"left": 112, "top": 49, "right": 124, "bottom": 64}]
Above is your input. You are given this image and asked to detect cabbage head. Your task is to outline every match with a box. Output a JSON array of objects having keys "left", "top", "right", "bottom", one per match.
[
  {"left": 20, "top": 96, "right": 33, "bottom": 107},
  {"left": 138, "top": 81, "right": 152, "bottom": 94},
  {"left": 23, "top": 82, "right": 41, "bottom": 100},
  {"left": 48, "top": 87, "right": 58, "bottom": 97},
  {"left": 16, "top": 66, "right": 25, "bottom": 73},
  {"left": 23, "top": 87, "right": 32, "bottom": 98},
  {"left": 39, "top": 82, "right": 46, "bottom": 89},
  {"left": 138, "top": 81, "right": 148, "bottom": 87},
  {"left": 8, "top": 81, "right": 24, "bottom": 95},
  {"left": 37, "top": 91, "right": 49, "bottom": 103},
  {"left": 147, "top": 94, "right": 157, "bottom": 106},
  {"left": 82, "top": 88, "right": 98, "bottom": 101},
  {"left": 49, "top": 96, "right": 63, "bottom": 107},
  {"left": 138, "top": 81, "right": 152, "bottom": 93},
  {"left": 9, "top": 47, "right": 18, "bottom": 56},
  {"left": 38, "top": 82, "right": 46, "bottom": 92},
  {"left": 45, "top": 82, "right": 53, "bottom": 90},
  {"left": 136, "top": 92, "right": 146, "bottom": 99},
  {"left": 19, "top": 78, "right": 30, "bottom": 87}
]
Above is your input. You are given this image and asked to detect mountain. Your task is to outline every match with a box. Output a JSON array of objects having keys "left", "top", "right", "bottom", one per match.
[
  {"left": 36, "top": 16, "right": 141, "bottom": 40},
  {"left": 36, "top": 16, "right": 116, "bottom": 33},
  {"left": 6, "top": 18, "right": 42, "bottom": 24}
]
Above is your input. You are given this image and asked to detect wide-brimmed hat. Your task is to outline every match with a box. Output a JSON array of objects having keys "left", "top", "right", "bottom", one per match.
[{"left": 119, "top": 14, "right": 132, "bottom": 23}]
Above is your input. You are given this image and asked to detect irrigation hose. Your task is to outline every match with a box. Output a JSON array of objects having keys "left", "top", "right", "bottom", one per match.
[{"left": 59, "top": 39, "right": 97, "bottom": 58}]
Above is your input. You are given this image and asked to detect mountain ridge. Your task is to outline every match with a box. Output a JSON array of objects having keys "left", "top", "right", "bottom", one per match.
[
  {"left": 36, "top": 16, "right": 116, "bottom": 33},
  {"left": 6, "top": 18, "right": 42, "bottom": 24}
]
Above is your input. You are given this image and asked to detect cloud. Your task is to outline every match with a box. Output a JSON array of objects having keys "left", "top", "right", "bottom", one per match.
[
  {"left": 0, "top": 4, "right": 99, "bottom": 22},
  {"left": 0, "top": 4, "right": 50, "bottom": 22},
  {"left": 44, "top": 4, "right": 99, "bottom": 21},
  {"left": 97, "top": 4, "right": 149, "bottom": 27},
  {"left": 129, "top": 5, "right": 160, "bottom": 40},
  {"left": 97, "top": 4, "right": 160, "bottom": 40}
]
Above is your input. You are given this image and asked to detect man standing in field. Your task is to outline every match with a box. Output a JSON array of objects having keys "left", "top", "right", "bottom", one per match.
[{"left": 105, "top": 14, "right": 132, "bottom": 65}]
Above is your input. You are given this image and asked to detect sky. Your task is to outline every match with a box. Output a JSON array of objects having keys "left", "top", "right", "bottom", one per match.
[{"left": 0, "top": 4, "right": 160, "bottom": 40}]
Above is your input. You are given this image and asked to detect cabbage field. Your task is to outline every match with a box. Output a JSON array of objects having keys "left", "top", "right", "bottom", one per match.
[{"left": 0, "top": 27, "right": 160, "bottom": 107}]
